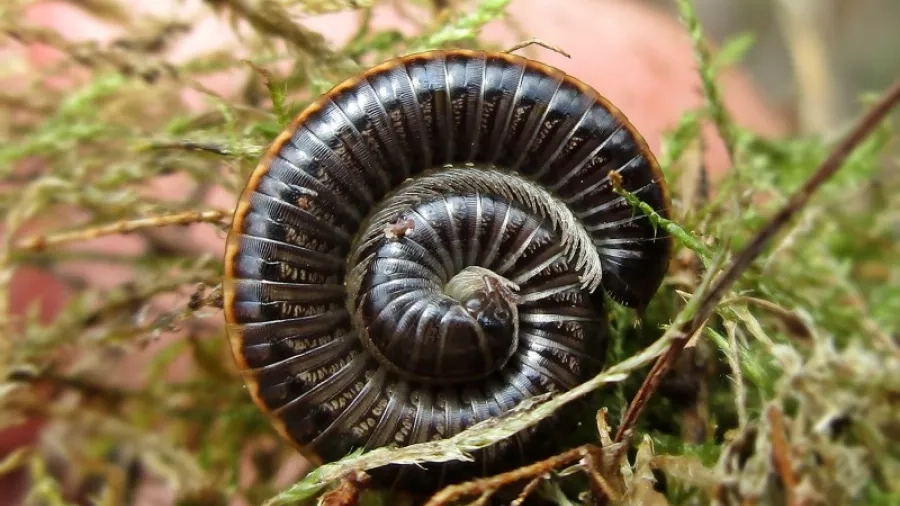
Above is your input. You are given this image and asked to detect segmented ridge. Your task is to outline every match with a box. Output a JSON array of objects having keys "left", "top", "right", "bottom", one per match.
[{"left": 223, "top": 49, "right": 671, "bottom": 492}]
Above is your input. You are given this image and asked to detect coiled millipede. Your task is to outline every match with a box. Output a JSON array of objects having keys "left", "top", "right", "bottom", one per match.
[{"left": 223, "top": 49, "right": 672, "bottom": 493}]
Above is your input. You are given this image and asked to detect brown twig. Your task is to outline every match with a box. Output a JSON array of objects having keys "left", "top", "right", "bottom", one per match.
[
  {"left": 767, "top": 405, "right": 798, "bottom": 506},
  {"left": 422, "top": 445, "right": 593, "bottom": 506},
  {"left": 320, "top": 471, "right": 371, "bottom": 506},
  {"left": 614, "top": 340, "right": 693, "bottom": 443},
  {"left": 468, "top": 490, "right": 494, "bottom": 506},
  {"left": 613, "top": 77, "right": 900, "bottom": 444},
  {"left": 15, "top": 210, "right": 230, "bottom": 252},
  {"left": 582, "top": 450, "right": 622, "bottom": 502},
  {"left": 509, "top": 473, "right": 547, "bottom": 506}
]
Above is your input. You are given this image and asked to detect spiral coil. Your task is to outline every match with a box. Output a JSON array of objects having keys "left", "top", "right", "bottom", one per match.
[{"left": 223, "top": 49, "right": 672, "bottom": 492}]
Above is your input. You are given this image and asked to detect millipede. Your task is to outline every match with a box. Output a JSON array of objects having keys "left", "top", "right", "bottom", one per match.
[{"left": 222, "top": 49, "right": 672, "bottom": 494}]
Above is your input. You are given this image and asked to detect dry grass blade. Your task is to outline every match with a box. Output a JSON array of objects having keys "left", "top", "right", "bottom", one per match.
[
  {"left": 774, "top": 0, "right": 841, "bottom": 133},
  {"left": 14, "top": 210, "right": 231, "bottom": 252}
]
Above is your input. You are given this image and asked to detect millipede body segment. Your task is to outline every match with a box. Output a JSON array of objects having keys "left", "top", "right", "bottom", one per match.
[{"left": 223, "top": 49, "right": 672, "bottom": 493}]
